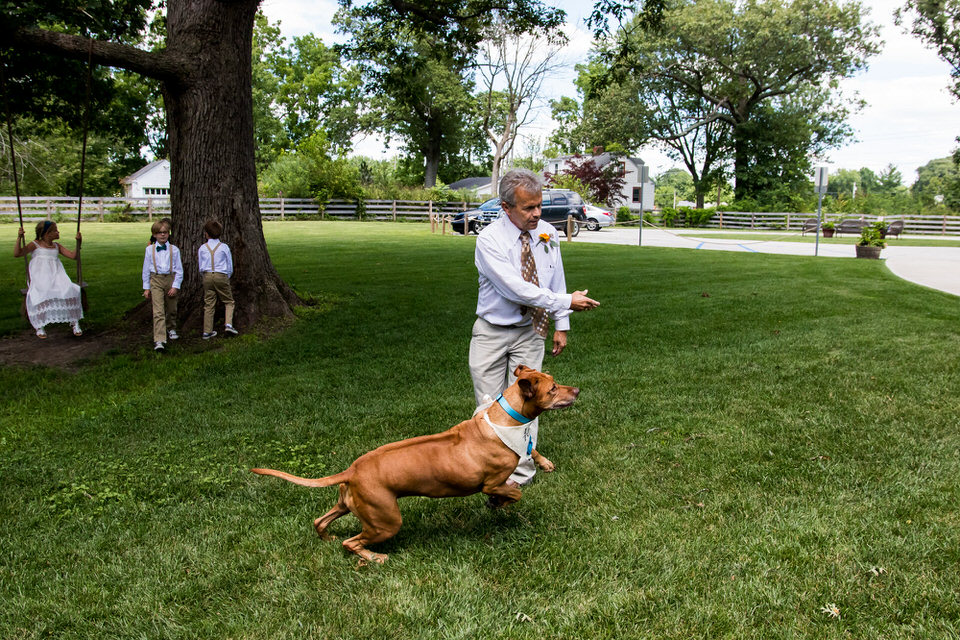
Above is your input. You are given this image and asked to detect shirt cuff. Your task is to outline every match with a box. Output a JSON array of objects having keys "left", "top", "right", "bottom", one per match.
[{"left": 553, "top": 293, "right": 573, "bottom": 313}]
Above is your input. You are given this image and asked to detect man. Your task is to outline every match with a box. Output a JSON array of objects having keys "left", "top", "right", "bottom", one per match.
[{"left": 469, "top": 168, "right": 599, "bottom": 488}]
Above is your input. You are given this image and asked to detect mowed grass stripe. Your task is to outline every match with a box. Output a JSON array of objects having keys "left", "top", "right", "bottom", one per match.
[{"left": 1, "top": 221, "right": 958, "bottom": 639}]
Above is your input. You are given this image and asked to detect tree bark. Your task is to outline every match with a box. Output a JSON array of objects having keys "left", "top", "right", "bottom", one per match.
[
  {"left": 164, "top": 0, "right": 298, "bottom": 327},
  {"left": 487, "top": 114, "right": 515, "bottom": 198},
  {"left": 7, "top": 0, "right": 299, "bottom": 330}
]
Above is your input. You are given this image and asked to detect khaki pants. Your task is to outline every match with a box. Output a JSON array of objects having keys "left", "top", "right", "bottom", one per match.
[
  {"left": 468, "top": 316, "right": 545, "bottom": 485},
  {"left": 202, "top": 272, "right": 235, "bottom": 334},
  {"left": 150, "top": 273, "right": 178, "bottom": 343}
]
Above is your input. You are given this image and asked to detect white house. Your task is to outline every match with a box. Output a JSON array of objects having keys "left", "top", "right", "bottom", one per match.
[
  {"left": 543, "top": 152, "right": 655, "bottom": 211},
  {"left": 119, "top": 159, "right": 171, "bottom": 197}
]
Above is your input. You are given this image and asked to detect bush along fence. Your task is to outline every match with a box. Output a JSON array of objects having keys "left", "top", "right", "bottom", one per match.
[
  {"left": 3, "top": 196, "right": 960, "bottom": 236},
  {"left": 650, "top": 206, "right": 960, "bottom": 236}
]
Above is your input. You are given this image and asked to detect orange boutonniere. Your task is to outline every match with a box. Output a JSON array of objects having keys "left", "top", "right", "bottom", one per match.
[{"left": 537, "top": 232, "right": 559, "bottom": 253}]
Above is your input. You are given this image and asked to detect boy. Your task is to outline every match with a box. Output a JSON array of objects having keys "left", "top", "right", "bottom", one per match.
[
  {"left": 198, "top": 219, "right": 237, "bottom": 339},
  {"left": 142, "top": 220, "right": 183, "bottom": 351}
]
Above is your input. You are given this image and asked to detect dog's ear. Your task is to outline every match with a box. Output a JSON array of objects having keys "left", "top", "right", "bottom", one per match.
[
  {"left": 513, "top": 364, "right": 531, "bottom": 377},
  {"left": 518, "top": 377, "right": 536, "bottom": 399}
]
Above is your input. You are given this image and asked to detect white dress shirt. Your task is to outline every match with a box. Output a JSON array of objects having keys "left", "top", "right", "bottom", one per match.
[
  {"left": 142, "top": 242, "right": 184, "bottom": 290},
  {"left": 475, "top": 215, "right": 572, "bottom": 331},
  {"left": 197, "top": 239, "right": 234, "bottom": 277}
]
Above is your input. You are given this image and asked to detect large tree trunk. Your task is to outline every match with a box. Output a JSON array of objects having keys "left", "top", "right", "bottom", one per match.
[
  {"left": 8, "top": 0, "right": 299, "bottom": 331},
  {"left": 733, "top": 127, "right": 750, "bottom": 202},
  {"left": 164, "top": 0, "right": 297, "bottom": 328},
  {"left": 423, "top": 144, "right": 440, "bottom": 188}
]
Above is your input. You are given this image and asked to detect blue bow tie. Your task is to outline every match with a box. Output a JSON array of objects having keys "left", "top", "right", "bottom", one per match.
[{"left": 156, "top": 243, "right": 167, "bottom": 251}]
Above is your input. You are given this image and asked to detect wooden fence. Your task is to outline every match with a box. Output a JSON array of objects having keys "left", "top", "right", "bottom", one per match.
[
  {"left": 663, "top": 210, "right": 960, "bottom": 236},
  {"left": 0, "top": 196, "right": 477, "bottom": 224},
  {"left": 3, "top": 196, "right": 959, "bottom": 235}
]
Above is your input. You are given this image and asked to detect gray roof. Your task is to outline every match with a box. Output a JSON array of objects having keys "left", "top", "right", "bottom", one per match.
[
  {"left": 120, "top": 159, "right": 168, "bottom": 184},
  {"left": 448, "top": 177, "right": 492, "bottom": 190}
]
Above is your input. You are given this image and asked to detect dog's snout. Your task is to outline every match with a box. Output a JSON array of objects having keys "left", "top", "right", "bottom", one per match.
[{"left": 570, "top": 387, "right": 580, "bottom": 397}]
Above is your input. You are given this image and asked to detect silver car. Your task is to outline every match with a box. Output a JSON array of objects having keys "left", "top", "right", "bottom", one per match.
[{"left": 583, "top": 204, "right": 615, "bottom": 231}]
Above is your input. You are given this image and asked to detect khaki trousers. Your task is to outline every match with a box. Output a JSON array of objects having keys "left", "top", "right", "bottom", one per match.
[
  {"left": 468, "top": 316, "right": 545, "bottom": 485},
  {"left": 149, "top": 273, "right": 178, "bottom": 343},
  {"left": 202, "top": 272, "right": 235, "bottom": 333}
]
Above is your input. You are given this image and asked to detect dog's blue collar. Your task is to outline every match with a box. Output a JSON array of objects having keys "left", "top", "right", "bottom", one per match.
[{"left": 495, "top": 393, "right": 532, "bottom": 424}]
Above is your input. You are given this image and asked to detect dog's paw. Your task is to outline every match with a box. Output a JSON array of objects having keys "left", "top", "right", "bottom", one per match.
[
  {"left": 535, "top": 456, "right": 555, "bottom": 472},
  {"left": 357, "top": 552, "right": 388, "bottom": 567}
]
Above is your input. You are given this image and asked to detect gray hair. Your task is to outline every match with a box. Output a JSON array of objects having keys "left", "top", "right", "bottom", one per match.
[{"left": 499, "top": 168, "right": 543, "bottom": 206}]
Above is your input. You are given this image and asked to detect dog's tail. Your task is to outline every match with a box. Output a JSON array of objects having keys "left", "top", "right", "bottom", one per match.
[{"left": 250, "top": 467, "right": 351, "bottom": 488}]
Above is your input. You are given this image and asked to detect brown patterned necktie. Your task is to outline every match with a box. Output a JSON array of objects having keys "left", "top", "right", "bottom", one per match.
[{"left": 519, "top": 233, "right": 549, "bottom": 338}]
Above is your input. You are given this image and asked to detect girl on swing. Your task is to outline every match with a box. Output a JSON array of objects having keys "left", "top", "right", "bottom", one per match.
[{"left": 13, "top": 220, "right": 84, "bottom": 338}]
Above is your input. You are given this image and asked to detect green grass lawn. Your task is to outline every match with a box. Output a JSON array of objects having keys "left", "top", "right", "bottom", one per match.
[{"left": 2, "top": 221, "right": 960, "bottom": 638}]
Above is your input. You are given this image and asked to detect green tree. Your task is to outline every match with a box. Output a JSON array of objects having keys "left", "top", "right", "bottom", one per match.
[
  {"left": 335, "top": 11, "right": 479, "bottom": 188},
  {"left": 335, "top": 0, "right": 563, "bottom": 188},
  {"left": 913, "top": 157, "right": 960, "bottom": 210},
  {"left": 477, "top": 16, "right": 566, "bottom": 196},
  {"left": 585, "top": 0, "right": 880, "bottom": 202},
  {"left": 547, "top": 96, "right": 584, "bottom": 155},
  {"left": 829, "top": 168, "right": 862, "bottom": 198},
  {"left": 654, "top": 168, "right": 695, "bottom": 208},
  {"left": 252, "top": 14, "right": 360, "bottom": 172},
  {"left": 578, "top": 54, "right": 731, "bottom": 208},
  {"left": 877, "top": 164, "right": 904, "bottom": 194}
]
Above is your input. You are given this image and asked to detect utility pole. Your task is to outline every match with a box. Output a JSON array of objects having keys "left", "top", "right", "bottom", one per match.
[
  {"left": 814, "top": 167, "right": 828, "bottom": 257},
  {"left": 638, "top": 165, "right": 649, "bottom": 246}
]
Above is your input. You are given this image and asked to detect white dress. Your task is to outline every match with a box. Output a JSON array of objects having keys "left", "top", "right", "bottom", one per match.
[{"left": 25, "top": 244, "right": 83, "bottom": 330}]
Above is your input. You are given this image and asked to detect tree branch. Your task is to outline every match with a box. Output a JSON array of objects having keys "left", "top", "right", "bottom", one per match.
[{"left": 7, "top": 27, "right": 185, "bottom": 82}]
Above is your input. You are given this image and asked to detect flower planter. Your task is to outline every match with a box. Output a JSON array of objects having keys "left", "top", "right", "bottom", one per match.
[
  {"left": 822, "top": 228, "right": 835, "bottom": 238},
  {"left": 855, "top": 245, "right": 882, "bottom": 259}
]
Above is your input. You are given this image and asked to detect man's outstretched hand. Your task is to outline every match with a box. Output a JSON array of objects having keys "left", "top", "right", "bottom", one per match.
[{"left": 570, "top": 289, "right": 599, "bottom": 311}]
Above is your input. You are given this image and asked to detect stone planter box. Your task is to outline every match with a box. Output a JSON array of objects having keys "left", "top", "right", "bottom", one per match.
[{"left": 855, "top": 245, "right": 882, "bottom": 259}]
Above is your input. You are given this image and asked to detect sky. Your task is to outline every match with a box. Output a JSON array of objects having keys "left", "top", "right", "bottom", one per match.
[{"left": 258, "top": 0, "right": 959, "bottom": 184}]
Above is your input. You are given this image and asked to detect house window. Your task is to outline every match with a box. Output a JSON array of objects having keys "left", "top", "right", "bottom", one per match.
[
  {"left": 632, "top": 187, "right": 641, "bottom": 203},
  {"left": 553, "top": 164, "right": 559, "bottom": 173},
  {"left": 144, "top": 187, "right": 169, "bottom": 196}
]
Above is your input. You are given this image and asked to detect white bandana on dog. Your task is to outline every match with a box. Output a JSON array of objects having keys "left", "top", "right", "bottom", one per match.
[{"left": 475, "top": 397, "right": 532, "bottom": 461}]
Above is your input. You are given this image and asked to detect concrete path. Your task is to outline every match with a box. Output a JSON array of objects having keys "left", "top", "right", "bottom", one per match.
[{"left": 574, "top": 227, "right": 960, "bottom": 297}]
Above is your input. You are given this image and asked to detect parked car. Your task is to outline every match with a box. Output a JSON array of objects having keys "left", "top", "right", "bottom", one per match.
[
  {"left": 451, "top": 189, "right": 587, "bottom": 236},
  {"left": 583, "top": 204, "right": 615, "bottom": 231},
  {"left": 451, "top": 197, "right": 502, "bottom": 234}
]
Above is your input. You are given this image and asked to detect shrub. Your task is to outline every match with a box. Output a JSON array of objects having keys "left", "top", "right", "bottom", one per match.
[
  {"left": 659, "top": 207, "right": 679, "bottom": 227},
  {"left": 857, "top": 224, "right": 887, "bottom": 248},
  {"left": 680, "top": 206, "right": 716, "bottom": 227}
]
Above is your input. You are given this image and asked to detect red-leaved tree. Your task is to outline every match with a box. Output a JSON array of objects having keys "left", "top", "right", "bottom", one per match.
[{"left": 545, "top": 154, "right": 627, "bottom": 207}]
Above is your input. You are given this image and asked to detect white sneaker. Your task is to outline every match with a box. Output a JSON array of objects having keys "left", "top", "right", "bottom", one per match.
[
  {"left": 154, "top": 341, "right": 165, "bottom": 351},
  {"left": 168, "top": 330, "right": 179, "bottom": 340},
  {"left": 202, "top": 331, "right": 217, "bottom": 340},
  {"left": 224, "top": 325, "right": 238, "bottom": 336}
]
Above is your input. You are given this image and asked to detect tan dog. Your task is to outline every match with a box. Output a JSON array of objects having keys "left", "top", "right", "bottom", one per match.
[{"left": 251, "top": 365, "right": 579, "bottom": 564}]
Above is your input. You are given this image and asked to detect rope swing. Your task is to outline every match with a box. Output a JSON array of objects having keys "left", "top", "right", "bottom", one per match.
[
  {"left": 3, "top": 44, "right": 93, "bottom": 316},
  {"left": 74, "top": 40, "right": 93, "bottom": 311},
  {"left": 1, "top": 54, "right": 29, "bottom": 297}
]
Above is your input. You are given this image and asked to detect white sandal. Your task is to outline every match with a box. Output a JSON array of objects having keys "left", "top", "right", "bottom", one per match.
[
  {"left": 36, "top": 328, "right": 47, "bottom": 339},
  {"left": 72, "top": 321, "right": 83, "bottom": 336}
]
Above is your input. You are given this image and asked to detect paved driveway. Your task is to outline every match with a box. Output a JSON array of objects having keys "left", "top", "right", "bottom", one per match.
[{"left": 574, "top": 227, "right": 960, "bottom": 297}]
